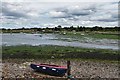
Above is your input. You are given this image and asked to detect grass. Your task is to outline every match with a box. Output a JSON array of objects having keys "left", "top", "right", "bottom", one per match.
[
  {"left": 2, "top": 45, "right": 120, "bottom": 61},
  {"left": 57, "top": 31, "right": 119, "bottom": 40},
  {"left": 2, "top": 31, "right": 119, "bottom": 40}
]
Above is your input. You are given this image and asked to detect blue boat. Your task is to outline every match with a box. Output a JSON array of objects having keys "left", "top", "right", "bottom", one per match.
[{"left": 30, "top": 63, "right": 67, "bottom": 76}]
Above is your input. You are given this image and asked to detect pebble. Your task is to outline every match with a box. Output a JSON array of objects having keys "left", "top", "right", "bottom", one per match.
[{"left": 1, "top": 59, "right": 119, "bottom": 78}]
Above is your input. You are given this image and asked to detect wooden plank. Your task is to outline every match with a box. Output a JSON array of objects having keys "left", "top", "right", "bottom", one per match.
[{"left": 67, "top": 60, "right": 71, "bottom": 79}]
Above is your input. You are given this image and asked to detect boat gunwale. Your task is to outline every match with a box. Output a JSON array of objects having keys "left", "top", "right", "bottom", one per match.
[{"left": 31, "top": 64, "right": 67, "bottom": 69}]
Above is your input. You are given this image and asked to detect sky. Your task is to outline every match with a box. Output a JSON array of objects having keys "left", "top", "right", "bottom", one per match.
[{"left": 0, "top": 0, "right": 119, "bottom": 29}]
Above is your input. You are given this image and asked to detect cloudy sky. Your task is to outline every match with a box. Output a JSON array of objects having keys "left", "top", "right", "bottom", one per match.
[{"left": 1, "top": 0, "right": 119, "bottom": 28}]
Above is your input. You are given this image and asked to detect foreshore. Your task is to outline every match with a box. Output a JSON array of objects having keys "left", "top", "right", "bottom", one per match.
[{"left": 2, "top": 59, "right": 119, "bottom": 79}]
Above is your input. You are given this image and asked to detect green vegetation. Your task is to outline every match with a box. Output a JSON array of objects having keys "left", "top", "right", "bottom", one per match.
[
  {"left": 56, "top": 31, "right": 119, "bottom": 40},
  {"left": 1, "top": 26, "right": 119, "bottom": 40},
  {"left": 1, "top": 26, "right": 120, "bottom": 61},
  {"left": 2, "top": 45, "right": 119, "bottom": 61}
]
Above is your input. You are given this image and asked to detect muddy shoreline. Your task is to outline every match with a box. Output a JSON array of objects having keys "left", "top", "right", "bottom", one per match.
[{"left": 1, "top": 59, "right": 119, "bottom": 79}]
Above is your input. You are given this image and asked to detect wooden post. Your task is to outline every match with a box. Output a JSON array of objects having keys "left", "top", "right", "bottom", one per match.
[{"left": 67, "top": 60, "right": 71, "bottom": 79}]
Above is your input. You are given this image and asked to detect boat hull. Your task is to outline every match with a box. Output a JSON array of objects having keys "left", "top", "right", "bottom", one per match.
[{"left": 30, "top": 64, "right": 67, "bottom": 77}]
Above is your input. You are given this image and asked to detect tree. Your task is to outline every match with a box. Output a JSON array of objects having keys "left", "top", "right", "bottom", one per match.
[
  {"left": 57, "top": 25, "right": 62, "bottom": 31},
  {"left": 57, "top": 25, "right": 62, "bottom": 28},
  {"left": 70, "top": 26, "right": 74, "bottom": 31}
]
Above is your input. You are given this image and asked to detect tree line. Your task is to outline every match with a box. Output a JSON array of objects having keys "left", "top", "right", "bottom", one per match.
[{"left": 1, "top": 25, "right": 120, "bottom": 33}]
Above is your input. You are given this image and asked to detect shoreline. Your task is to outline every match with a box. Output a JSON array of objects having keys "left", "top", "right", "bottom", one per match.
[
  {"left": 2, "top": 44, "right": 120, "bottom": 79},
  {"left": 2, "top": 59, "right": 119, "bottom": 78},
  {"left": 2, "top": 33, "right": 119, "bottom": 50}
]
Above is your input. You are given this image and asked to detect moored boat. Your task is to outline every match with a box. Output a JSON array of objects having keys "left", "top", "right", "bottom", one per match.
[{"left": 30, "top": 63, "right": 67, "bottom": 76}]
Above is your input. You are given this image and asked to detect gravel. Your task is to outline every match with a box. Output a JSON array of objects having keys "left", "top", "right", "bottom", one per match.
[{"left": 1, "top": 59, "right": 119, "bottom": 79}]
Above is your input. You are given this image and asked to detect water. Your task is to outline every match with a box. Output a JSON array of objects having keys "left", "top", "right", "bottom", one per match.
[{"left": 1, "top": 33, "right": 119, "bottom": 50}]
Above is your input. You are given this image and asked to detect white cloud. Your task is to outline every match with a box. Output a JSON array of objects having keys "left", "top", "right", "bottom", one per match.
[
  {"left": 2, "top": 0, "right": 119, "bottom": 2},
  {"left": 97, "top": 2, "right": 118, "bottom": 10},
  {"left": 49, "top": 11, "right": 68, "bottom": 18},
  {"left": 1, "top": 2, "right": 118, "bottom": 28}
]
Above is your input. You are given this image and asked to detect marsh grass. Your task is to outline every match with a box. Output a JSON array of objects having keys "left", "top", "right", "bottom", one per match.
[
  {"left": 57, "top": 31, "right": 119, "bottom": 40},
  {"left": 2, "top": 45, "right": 119, "bottom": 61}
]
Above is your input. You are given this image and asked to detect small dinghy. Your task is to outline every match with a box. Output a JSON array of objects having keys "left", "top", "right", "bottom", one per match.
[{"left": 30, "top": 64, "right": 67, "bottom": 76}]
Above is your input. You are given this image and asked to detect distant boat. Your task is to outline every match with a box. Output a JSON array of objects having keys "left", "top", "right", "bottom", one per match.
[{"left": 30, "top": 64, "right": 67, "bottom": 76}]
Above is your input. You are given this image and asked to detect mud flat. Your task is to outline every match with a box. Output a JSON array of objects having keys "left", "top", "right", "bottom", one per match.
[{"left": 1, "top": 59, "right": 119, "bottom": 79}]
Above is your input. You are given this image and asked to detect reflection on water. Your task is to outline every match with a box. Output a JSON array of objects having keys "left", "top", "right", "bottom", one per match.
[{"left": 1, "top": 33, "right": 119, "bottom": 50}]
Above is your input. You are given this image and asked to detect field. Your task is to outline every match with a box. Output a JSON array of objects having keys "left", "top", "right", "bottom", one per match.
[
  {"left": 58, "top": 31, "right": 119, "bottom": 40},
  {"left": 49, "top": 32, "right": 119, "bottom": 47},
  {"left": 2, "top": 45, "right": 119, "bottom": 61}
]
